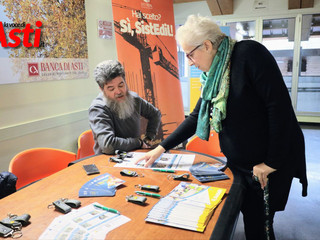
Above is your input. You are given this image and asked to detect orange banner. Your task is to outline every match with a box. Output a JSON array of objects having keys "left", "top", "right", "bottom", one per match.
[{"left": 112, "top": 0, "right": 184, "bottom": 142}]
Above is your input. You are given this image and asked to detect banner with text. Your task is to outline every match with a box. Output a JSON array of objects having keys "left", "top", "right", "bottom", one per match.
[{"left": 111, "top": 0, "right": 185, "bottom": 142}]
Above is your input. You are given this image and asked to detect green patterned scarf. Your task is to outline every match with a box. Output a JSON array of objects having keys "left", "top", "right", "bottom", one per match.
[{"left": 195, "top": 36, "right": 235, "bottom": 140}]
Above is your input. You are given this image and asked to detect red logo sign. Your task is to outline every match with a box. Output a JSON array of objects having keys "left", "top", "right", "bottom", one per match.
[
  {"left": 0, "top": 21, "right": 42, "bottom": 48},
  {"left": 28, "top": 63, "right": 39, "bottom": 76}
]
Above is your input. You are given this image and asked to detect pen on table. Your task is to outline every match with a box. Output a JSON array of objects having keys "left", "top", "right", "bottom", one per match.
[
  {"left": 135, "top": 191, "right": 161, "bottom": 198},
  {"left": 93, "top": 204, "right": 120, "bottom": 214},
  {"left": 152, "top": 169, "right": 175, "bottom": 173}
]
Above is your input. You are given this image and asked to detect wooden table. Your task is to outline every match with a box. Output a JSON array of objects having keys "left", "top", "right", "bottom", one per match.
[{"left": 0, "top": 150, "right": 239, "bottom": 240}]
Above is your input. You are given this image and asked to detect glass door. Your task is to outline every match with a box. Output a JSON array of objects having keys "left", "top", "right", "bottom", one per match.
[
  {"left": 297, "top": 14, "right": 320, "bottom": 114},
  {"left": 261, "top": 18, "right": 296, "bottom": 95}
]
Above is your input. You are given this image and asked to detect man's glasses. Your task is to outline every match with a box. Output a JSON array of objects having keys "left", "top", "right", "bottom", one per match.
[{"left": 186, "top": 44, "right": 202, "bottom": 61}]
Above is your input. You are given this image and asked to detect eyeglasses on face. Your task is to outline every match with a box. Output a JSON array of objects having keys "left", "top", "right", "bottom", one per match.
[{"left": 186, "top": 44, "right": 202, "bottom": 61}]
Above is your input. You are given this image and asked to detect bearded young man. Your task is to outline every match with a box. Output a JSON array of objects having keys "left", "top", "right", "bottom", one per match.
[{"left": 89, "top": 60, "right": 161, "bottom": 154}]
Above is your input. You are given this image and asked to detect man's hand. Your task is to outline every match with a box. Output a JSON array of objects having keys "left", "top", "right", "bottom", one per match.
[
  {"left": 142, "top": 136, "right": 158, "bottom": 148},
  {"left": 252, "top": 163, "right": 277, "bottom": 189},
  {"left": 135, "top": 145, "right": 165, "bottom": 168},
  {"left": 141, "top": 141, "right": 151, "bottom": 149}
]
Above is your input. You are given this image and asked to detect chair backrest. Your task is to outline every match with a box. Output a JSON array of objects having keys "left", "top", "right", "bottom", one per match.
[
  {"left": 77, "top": 130, "right": 95, "bottom": 159},
  {"left": 9, "top": 148, "right": 76, "bottom": 190},
  {"left": 186, "top": 131, "right": 225, "bottom": 157}
]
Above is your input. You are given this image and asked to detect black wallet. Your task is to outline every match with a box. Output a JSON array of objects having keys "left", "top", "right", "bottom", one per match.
[{"left": 83, "top": 164, "right": 100, "bottom": 175}]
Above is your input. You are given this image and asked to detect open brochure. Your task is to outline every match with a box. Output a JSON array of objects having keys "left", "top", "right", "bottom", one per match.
[
  {"left": 190, "top": 162, "right": 229, "bottom": 182},
  {"left": 39, "top": 202, "right": 130, "bottom": 240},
  {"left": 79, "top": 172, "right": 125, "bottom": 197},
  {"left": 114, "top": 152, "right": 195, "bottom": 171}
]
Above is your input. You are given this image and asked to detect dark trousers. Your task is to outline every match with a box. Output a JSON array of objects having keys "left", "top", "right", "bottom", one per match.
[{"left": 241, "top": 175, "right": 276, "bottom": 240}]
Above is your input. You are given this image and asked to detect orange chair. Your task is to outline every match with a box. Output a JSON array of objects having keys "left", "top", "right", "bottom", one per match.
[
  {"left": 9, "top": 148, "right": 77, "bottom": 190},
  {"left": 77, "top": 129, "right": 95, "bottom": 159},
  {"left": 186, "top": 131, "right": 225, "bottom": 157}
]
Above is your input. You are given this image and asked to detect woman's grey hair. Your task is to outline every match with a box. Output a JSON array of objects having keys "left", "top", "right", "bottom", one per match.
[
  {"left": 176, "top": 15, "right": 226, "bottom": 49},
  {"left": 94, "top": 60, "right": 125, "bottom": 88}
]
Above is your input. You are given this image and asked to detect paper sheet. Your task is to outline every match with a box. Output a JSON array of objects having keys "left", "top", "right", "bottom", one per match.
[{"left": 39, "top": 202, "right": 130, "bottom": 240}]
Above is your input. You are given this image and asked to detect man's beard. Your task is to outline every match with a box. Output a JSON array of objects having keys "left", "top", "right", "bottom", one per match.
[{"left": 103, "top": 91, "right": 135, "bottom": 119}]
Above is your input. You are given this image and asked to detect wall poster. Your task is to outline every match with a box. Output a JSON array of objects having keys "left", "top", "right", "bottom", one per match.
[
  {"left": 111, "top": 0, "right": 185, "bottom": 143},
  {"left": 0, "top": 0, "right": 89, "bottom": 84}
]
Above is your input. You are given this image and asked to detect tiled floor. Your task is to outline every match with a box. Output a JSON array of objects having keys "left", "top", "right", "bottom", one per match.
[{"left": 233, "top": 124, "right": 320, "bottom": 240}]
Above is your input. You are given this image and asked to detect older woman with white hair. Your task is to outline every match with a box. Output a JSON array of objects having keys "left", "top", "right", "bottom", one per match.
[{"left": 137, "top": 15, "right": 307, "bottom": 240}]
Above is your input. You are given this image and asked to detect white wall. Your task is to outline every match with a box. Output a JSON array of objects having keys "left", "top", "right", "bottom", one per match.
[
  {"left": 174, "top": 0, "right": 320, "bottom": 24},
  {"left": 0, "top": 0, "right": 117, "bottom": 170}
]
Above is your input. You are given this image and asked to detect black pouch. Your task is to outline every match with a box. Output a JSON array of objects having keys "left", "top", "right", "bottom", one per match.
[
  {"left": 168, "top": 173, "right": 190, "bottom": 181},
  {"left": 120, "top": 169, "right": 138, "bottom": 177},
  {"left": 126, "top": 195, "right": 147, "bottom": 205},
  {"left": 135, "top": 184, "right": 160, "bottom": 192},
  {"left": 0, "top": 223, "right": 13, "bottom": 238}
]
